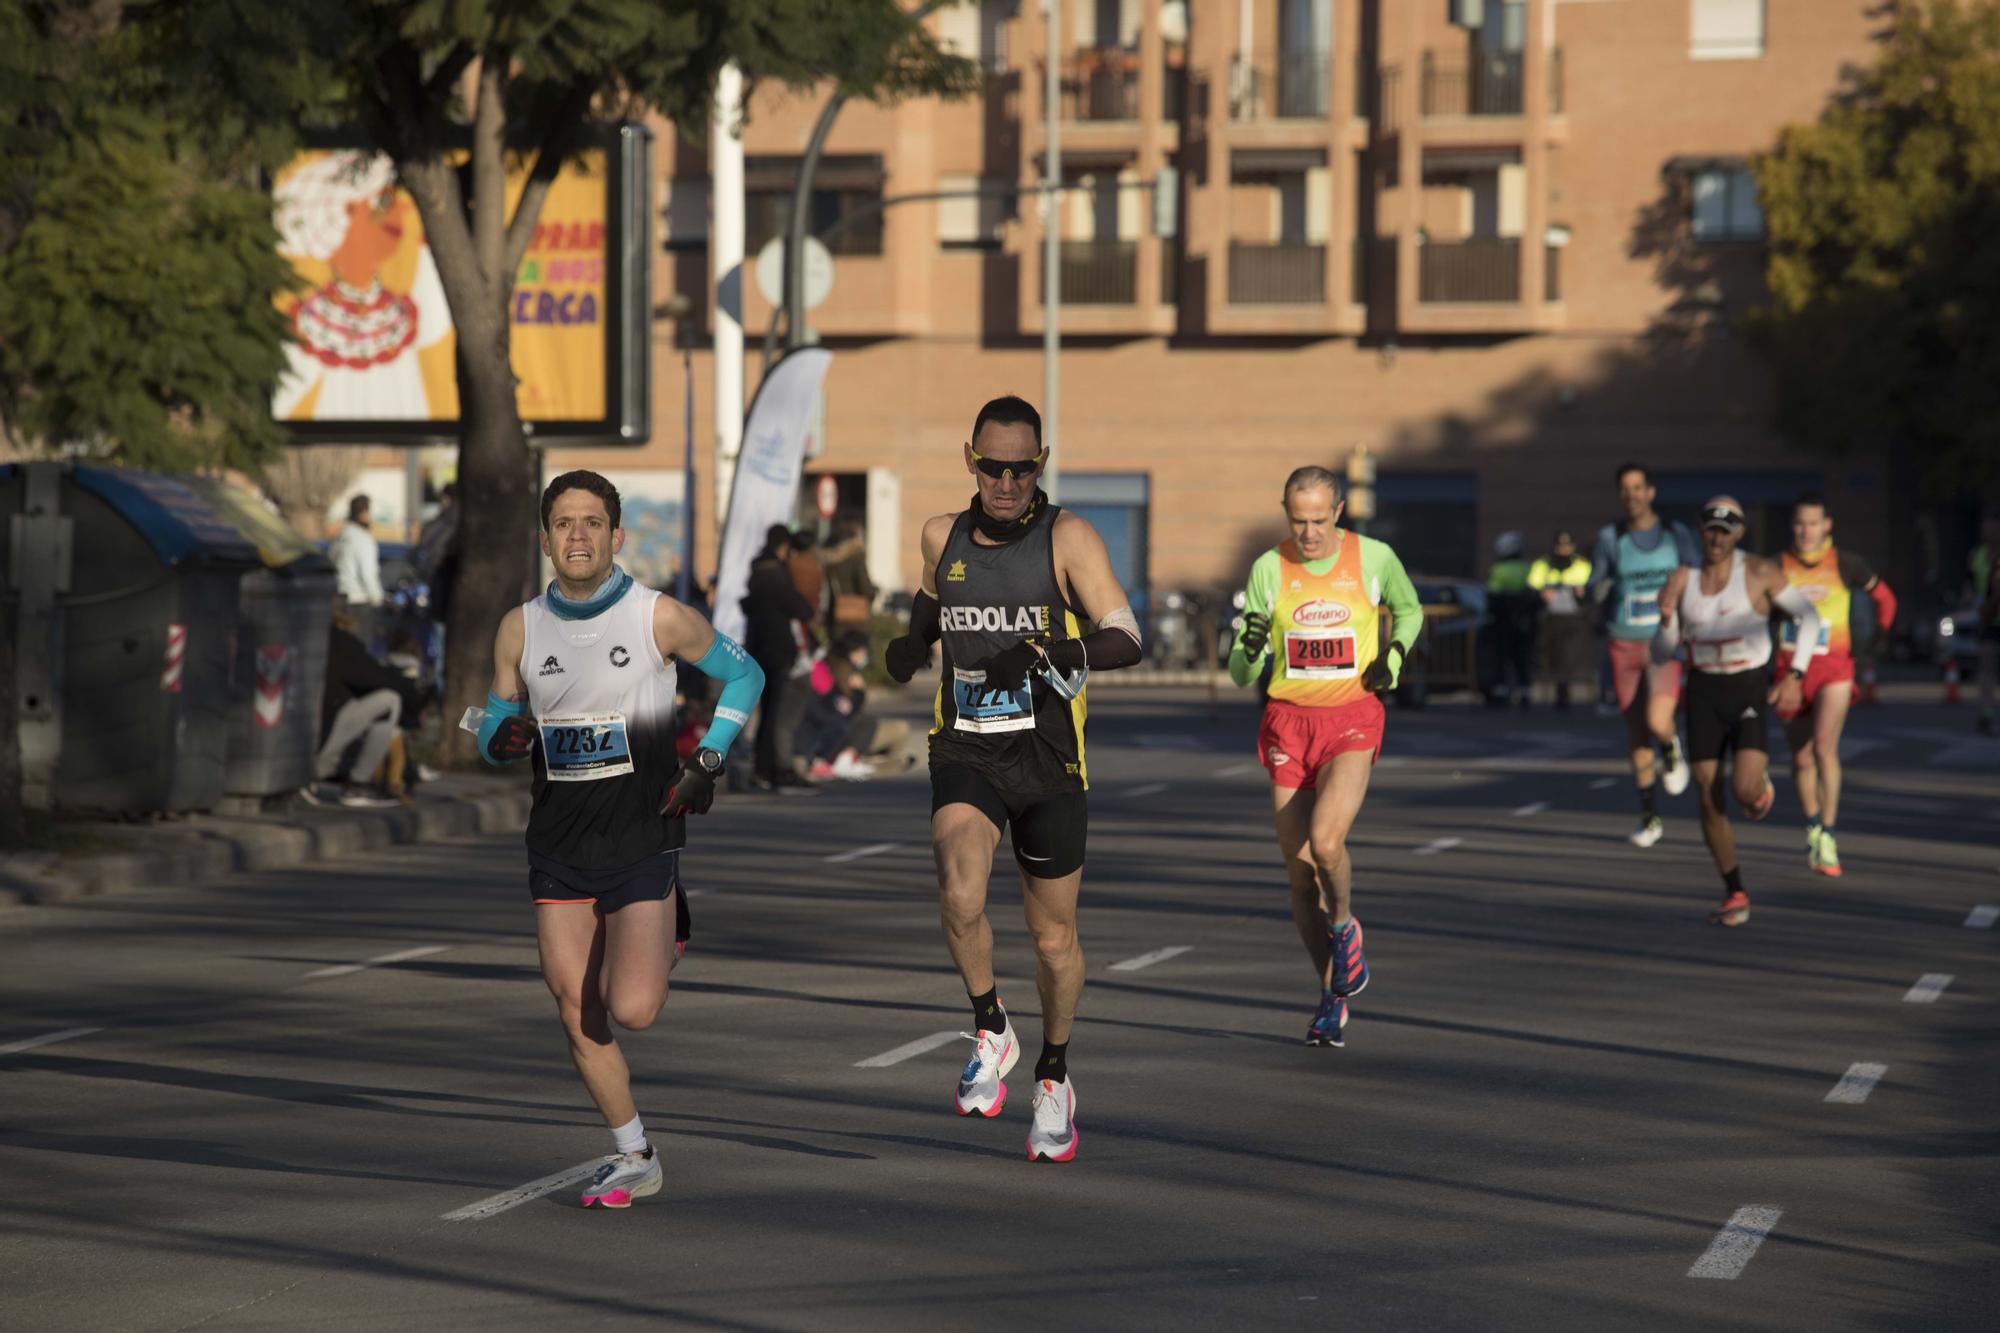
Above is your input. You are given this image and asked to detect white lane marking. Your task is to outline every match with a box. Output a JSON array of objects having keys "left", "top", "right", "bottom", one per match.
[
  {"left": 1903, "top": 973, "right": 1953, "bottom": 1004},
  {"left": 1589, "top": 777, "right": 1618, "bottom": 790},
  {"left": 1125, "top": 781, "right": 1170, "bottom": 799},
  {"left": 304, "top": 945, "right": 450, "bottom": 981},
  {"left": 1824, "top": 1062, "right": 1888, "bottom": 1104},
  {"left": 441, "top": 1157, "right": 615, "bottom": 1222},
  {"left": 1512, "top": 800, "right": 1549, "bottom": 817},
  {"left": 1964, "top": 905, "right": 1998, "bottom": 929},
  {"left": 0, "top": 1026, "right": 104, "bottom": 1058},
  {"left": 825, "top": 842, "right": 902, "bottom": 864},
  {"left": 1215, "top": 762, "right": 1260, "bottom": 777},
  {"left": 682, "top": 887, "right": 714, "bottom": 898},
  {"left": 1413, "top": 837, "right": 1463, "bottom": 856},
  {"left": 1688, "top": 1206, "right": 1783, "bottom": 1279},
  {"left": 855, "top": 1030, "right": 962, "bottom": 1068},
  {"left": 1109, "top": 946, "right": 1193, "bottom": 972}
]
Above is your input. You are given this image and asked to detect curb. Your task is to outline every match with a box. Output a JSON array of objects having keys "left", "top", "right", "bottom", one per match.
[{"left": 0, "top": 780, "right": 532, "bottom": 913}]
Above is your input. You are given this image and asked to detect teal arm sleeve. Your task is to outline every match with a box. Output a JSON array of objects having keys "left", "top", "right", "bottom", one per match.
[
  {"left": 476, "top": 691, "right": 527, "bottom": 767},
  {"left": 690, "top": 632, "right": 765, "bottom": 756}
]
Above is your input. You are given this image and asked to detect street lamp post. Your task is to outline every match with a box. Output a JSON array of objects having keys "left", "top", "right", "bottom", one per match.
[{"left": 662, "top": 293, "right": 700, "bottom": 607}]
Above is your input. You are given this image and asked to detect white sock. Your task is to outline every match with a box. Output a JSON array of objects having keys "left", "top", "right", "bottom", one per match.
[{"left": 612, "top": 1115, "right": 647, "bottom": 1156}]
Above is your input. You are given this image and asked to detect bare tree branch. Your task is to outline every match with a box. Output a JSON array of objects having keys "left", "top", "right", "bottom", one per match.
[{"left": 499, "top": 80, "right": 593, "bottom": 290}]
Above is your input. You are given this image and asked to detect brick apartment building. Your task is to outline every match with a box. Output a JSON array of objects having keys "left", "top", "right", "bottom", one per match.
[{"left": 414, "top": 2, "right": 1938, "bottom": 622}]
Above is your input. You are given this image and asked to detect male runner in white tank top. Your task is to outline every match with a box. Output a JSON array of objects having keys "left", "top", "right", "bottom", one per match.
[
  {"left": 477, "top": 471, "right": 765, "bottom": 1207},
  {"left": 1652, "top": 497, "right": 1821, "bottom": 926}
]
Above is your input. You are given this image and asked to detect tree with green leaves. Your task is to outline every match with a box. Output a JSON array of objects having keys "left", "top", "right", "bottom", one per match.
[
  {"left": 1753, "top": 0, "right": 2000, "bottom": 494},
  {"left": 0, "top": 1, "right": 293, "bottom": 474},
  {"left": 163, "top": 0, "right": 977, "bottom": 762}
]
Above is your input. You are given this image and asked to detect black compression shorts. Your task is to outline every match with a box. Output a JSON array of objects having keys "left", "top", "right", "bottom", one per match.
[
  {"left": 931, "top": 765, "right": 1088, "bottom": 879},
  {"left": 1685, "top": 670, "right": 1771, "bottom": 764}
]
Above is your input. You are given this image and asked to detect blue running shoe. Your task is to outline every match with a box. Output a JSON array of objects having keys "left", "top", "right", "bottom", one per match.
[
  {"left": 1305, "top": 990, "right": 1348, "bottom": 1047},
  {"left": 1328, "top": 917, "right": 1370, "bottom": 997}
]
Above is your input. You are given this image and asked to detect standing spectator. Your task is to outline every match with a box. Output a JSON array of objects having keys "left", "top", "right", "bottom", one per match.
[
  {"left": 1486, "top": 530, "right": 1536, "bottom": 707},
  {"left": 742, "top": 526, "right": 817, "bottom": 790},
  {"left": 1528, "top": 530, "right": 1594, "bottom": 710},
  {"left": 822, "top": 515, "right": 877, "bottom": 634},
  {"left": 1973, "top": 515, "right": 2000, "bottom": 736},
  {"left": 413, "top": 482, "right": 458, "bottom": 676},
  {"left": 786, "top": 527, "right": 827, "bottom": 632},
  {"left": 329, "top": 494, "right": 385, "bottom": 644}
]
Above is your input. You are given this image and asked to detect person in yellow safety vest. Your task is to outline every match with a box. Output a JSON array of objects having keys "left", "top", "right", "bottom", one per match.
[
  {"left": 1486, "top": 531, "right": 1535, "bottom": 707},
  {"left": 1528, "top": 530, "right": 1594, "bottom": 710}
]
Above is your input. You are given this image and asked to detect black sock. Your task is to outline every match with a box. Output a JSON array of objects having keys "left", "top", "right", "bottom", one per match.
[
  {"left": 1639, "top": 784, "right": 1658, "bottom": 818},
  {"left": 1722, "top": 866, "right": 1744, "bottom": 896},
  {"left": 969, "top": 987, "right": 1005, "bottom": 1034},
  {"left": 1034, "top": 1040, "right": 1068, "bottom": 1084}
]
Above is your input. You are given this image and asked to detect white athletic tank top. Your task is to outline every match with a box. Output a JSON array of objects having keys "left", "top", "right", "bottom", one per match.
[
  {"left": 1679, "top": 551, "right": 1771, "bottom": 675},
  {"left": 520, "top": 583, "right": 680, "bottom": 868}
]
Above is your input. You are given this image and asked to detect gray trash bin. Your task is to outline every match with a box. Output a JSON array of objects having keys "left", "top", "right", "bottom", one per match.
[
  {"left": 0, "top": 461, "right": 262, "bottom": 815},
  {"left": 185, "top": 478, "right": 337, "bottom": 797}
]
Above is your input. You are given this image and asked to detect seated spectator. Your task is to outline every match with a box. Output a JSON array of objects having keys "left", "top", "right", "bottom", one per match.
[
  {"left": 308, "top": 603, "right": 431, "bottom": 806},
  {"left": 797, "top": 631, "right": 912, "bottom": 780}
]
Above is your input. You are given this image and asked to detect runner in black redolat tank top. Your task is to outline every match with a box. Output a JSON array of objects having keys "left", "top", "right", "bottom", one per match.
[{"left": 882, "top": 395, "right": 1143, "bottom": 1163}]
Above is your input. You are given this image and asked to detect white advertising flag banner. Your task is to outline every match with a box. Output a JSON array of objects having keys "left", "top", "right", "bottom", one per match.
[{"left": 710, "top": 347, "right": 833, "bottom": 646}]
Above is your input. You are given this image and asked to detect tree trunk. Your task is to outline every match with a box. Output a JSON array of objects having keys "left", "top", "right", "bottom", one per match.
[{"left": 437, "top": 353, "right": 537, "bottom": 767}]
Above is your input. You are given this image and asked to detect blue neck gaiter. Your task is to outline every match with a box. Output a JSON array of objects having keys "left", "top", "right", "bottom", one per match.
[{"left": 547, "top": 564, "right": 633, "bottom": 621}]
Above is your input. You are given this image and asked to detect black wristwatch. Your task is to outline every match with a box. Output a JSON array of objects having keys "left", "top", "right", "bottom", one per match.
[
  {"left": 1786, "top": 665, "right": 1805, "bottom": 681},
  {"left": 693, "top": 747, "right": 725, "bottom": 775}
]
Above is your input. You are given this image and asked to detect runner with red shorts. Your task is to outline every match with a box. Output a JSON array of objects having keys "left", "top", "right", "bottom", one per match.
[
  {"left": 1588, "top": 464, "right": 1699, "bottom": 848},
  {"left": 1229, "top": 466, "right": 1422, "bottom": 1048},
  {"left": 1776, "top": 493, "right": 1897, "bottom": 878}
]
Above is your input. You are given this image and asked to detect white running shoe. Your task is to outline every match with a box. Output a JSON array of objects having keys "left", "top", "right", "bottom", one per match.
[
  {"left": 579, "top": 1148, "right": 661, "bottom": 1209},
  {"left": 1659, "top": 738, "right": 1690, "bottom": 796},
  {"left": 1027, "top": 1077, "right": 1078, "bottom": 1163},
  {"left": 1629, "top": 815, "right": 1664, "bottom": 848},
  {"left": 954, "top": 1022, "right": 1019, "bottom": 1117},
  {"left": 830, "top": 752, "right": 875, "bottom": 781}
]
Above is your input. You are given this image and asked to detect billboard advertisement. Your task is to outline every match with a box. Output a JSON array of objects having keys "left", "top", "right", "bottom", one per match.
[{"left": 272, "top": 123, "right": 650, "bottom": 445}]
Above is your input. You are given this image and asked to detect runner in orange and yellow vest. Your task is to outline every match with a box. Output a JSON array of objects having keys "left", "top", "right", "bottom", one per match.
[
  {"left": 1228, "top": 465, "right": 1422, "bottom": 1049},
  {"left": 1776, "top": 492, "right": 1897, "bottom": 878}
]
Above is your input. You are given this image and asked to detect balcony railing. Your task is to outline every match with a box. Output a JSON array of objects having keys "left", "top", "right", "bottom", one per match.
[
  {"left": 1419, "top": 237, "right": 1521, "bottom": 303},
  {"left": 1040, "top": 239, "right": 1138, "bottom": 305},
  {"left": 1420, "top": 48, "right": 1564, "bottom": 118},
  {"left": 1061, "top": 47, "right": 1140, "bottom": 121},
  {"left": 1229, "top": 50, "right": 1331, "bottom": 120},
  {"left": 1228, "top": 241, "right": 1326, "bottom": 305}
]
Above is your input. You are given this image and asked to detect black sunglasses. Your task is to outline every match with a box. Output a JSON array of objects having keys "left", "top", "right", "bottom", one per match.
[{"left": 970, "top": 444, "right": 1047, "bottom": 480}]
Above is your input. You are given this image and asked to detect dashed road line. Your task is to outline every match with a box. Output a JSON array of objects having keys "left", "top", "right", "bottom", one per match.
[
  {"left": 1964, "top": 905, "right": 1997, "bottom": 930},
  {"left": 1109, "top": 946, "right": 1193, "bottom": 972},
  {"left": 1413, "top": 837, "right": 1463, "bottom": 856},
  {"left": 441, "top": 1157, "right": 616, "bottom": 1222},
  {"left": 1688, "top": 1206, "right": 1783, "bottom": 1279},
  {"left": 855, "top": 1030, "right": 962, "bottom": 1068},
  {"left": 304, "top": 945, "right": 450, "bottom": 981},
  {"left": 1215, "top": 762, "right": 1260, "bottom": 777},
  {"left": 1824, "top": 1062, "right": 1887, "bottom": 1104},
  {"left": 1589, "top": 777, "right": 1618, "bottom": 790},
  {"left": 1512, "top": 800, "right": 1549, "bottom": 817},
  {"left": 1903, "top": 973, "right": 1953, "bottom": 1004},
  {"left": 1125, "top": 781, "right": 1171, "bottom": 799},
  {"left": 825, "top": 842, "right": 902, "bottom": 864},
  {"left": 0, "top": 1026, "right": 103, "bottom": 1058}
]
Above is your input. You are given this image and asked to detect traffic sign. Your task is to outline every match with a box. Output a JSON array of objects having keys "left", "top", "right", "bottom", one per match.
[
  {"left": 755, "top": 237, "right": 834, "bottom": 311},
  {"left": 815, "top": 473, "right": 839, "bottom": 519}
]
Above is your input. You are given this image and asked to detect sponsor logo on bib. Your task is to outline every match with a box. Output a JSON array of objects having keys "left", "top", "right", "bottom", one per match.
[{"left": 1291, "top": 599, "right": 1351, "bottom": 628}]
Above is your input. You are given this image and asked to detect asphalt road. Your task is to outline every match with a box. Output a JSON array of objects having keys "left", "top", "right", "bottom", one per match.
[{"left": 3, "top": 690, "right": 1996, "bottom": 1331}]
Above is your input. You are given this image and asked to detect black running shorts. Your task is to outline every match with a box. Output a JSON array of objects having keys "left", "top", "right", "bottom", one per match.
[
  {"left": 527, "top": 848, "right": 691, "bottom": 942},
  {"left": 931, "top": 765, "right": 1088, "bottom": 879},
  {"left": 1685, "top": 669, "right": 1771, "bottom": 764}
]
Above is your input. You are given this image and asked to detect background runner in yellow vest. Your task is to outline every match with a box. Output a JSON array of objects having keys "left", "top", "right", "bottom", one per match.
[
  {"left": 1228, "top": 466, "right": 1422, "bottom": 1048},
  {"left": 1528, "top": 530, "right": 1594, "bottom": 709},
  {"left": 882, "top": 394, "right": 1143, "bottom": 1163},
  {"left": 1777, "top": 493, "right": 1897, "bottom": 878}
]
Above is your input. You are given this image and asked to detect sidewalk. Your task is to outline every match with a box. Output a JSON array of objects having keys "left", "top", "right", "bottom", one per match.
[{"left": 0, "top": 775, "right": 531, "bottom": 912}]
